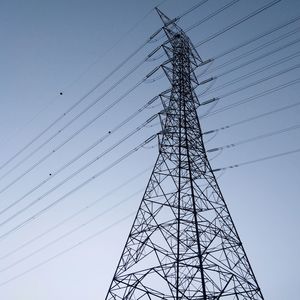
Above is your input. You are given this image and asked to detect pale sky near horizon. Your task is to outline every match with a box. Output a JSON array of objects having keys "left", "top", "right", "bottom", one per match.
[{"left": 0, "top": 0, "right": 299, "bottom": 299}]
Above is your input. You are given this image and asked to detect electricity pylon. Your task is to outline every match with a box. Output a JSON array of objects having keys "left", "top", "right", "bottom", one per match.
[{"left": 105, "top": 9, "right": 264, "bottom": 300}]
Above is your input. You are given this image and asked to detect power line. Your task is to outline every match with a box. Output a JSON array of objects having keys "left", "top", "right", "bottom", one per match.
[
  {"left": 0, "top": 27, "right": 162, "bottom": 175},
  {"left": 0, "top": 1, "right": 164, "bottom": 151},
  {"left": 203, "top": 102, "right": 300, "bottom": 135},
  {"left": 203, "top": 77, "right": 300, "bottom": 117},
  {"left": 215, "top": 28, "right": 300, "bottom": 77},
  {"left": 0, "top": 94, "right": 160, "bottom": 216},
  {"left": 185, "top": 0, "right": 242, "bottom": 33},
  {"left": 0, "top": 211, "right": 135, "bottom": 288},
  {"left": 203, "top": 49, "right": 300, "bottom": 95},
  {"left": 0, "top": 1, "right": 219, "bottom": 274},
  {"left": 62, "top": 1, "right": 165, "bottom": 92},
  {"left": 0, "top": 166, "right": 151, "bottom": 261},
  {"left": 195, "top": 0, "right": 282, "bottom": 47},
  {"left": 0, "top": 115, "right": 157, "bottom": 227},
  {"left": 213, "top": 147, "right": 300, "bottom": 172},
  {"left": 1, "top": 2, "right": 297, "bottom": 294},
  {"left": 0, "top": 169, "right": 227, "bottom": 286},
  {"left": 0, "top": 0, "right": 238, "bottom": 233},
  {"left": 0, "top": 0, "right": 205, "bottom": 169},
  {"left": 207, "top": 124, "right": 300, "bottom": 153},
  {"left": 203, "top": 27, "right": 300, "bottom": 76},
  {"left": 0, "top": 133, "right": 157, "bottom": 241},
  {"left": 177, "top": 0, "right": 210, "bottom": 19},
  {"left": 0, "top": 188, "right": 144, "bottom": 273},
  {"left": 0, "top": 60, "right": 162, "bottom": 191},
  {"left": 213, "top": 14, "right": 300, "bottom": 60},
  {"left": 200, "top": 62, "right": 300, "bottom": 106}
]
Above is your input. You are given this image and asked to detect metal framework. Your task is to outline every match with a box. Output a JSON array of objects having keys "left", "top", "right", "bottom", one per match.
[{"left": 105, "top": 9, "right": 264, "bottom": 300}]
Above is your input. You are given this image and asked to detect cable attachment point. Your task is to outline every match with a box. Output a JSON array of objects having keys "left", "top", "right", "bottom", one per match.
[
  {"left": 200, "top": 97, "right": 220, "bottom": 106},
  {"left": 199, "top": 77, "right": 215, "bottom": 85}
]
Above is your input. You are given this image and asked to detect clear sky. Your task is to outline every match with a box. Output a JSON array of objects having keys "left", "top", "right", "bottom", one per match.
[{"left": 0, "top": 0, "right": 299, "bottom": 299}]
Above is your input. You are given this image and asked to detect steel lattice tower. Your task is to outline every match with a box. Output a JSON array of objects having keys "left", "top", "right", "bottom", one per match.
[{"left": 105, "top": 9, "right": 264, "bottom": 300}]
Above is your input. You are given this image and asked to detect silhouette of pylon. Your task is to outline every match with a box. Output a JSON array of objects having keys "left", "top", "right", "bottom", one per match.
[{"left": 105, "top": 9, "right": 264, "bottom": 300}]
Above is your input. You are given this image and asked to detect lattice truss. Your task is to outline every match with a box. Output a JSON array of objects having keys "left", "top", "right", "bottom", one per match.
[{"left": 105, "top": 9, "right": 264, "bottom": 300}]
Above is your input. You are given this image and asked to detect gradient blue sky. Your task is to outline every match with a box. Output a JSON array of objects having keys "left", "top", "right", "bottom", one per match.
[{"left": 0, "top": 0, "right": 299, "bottom": 299}]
